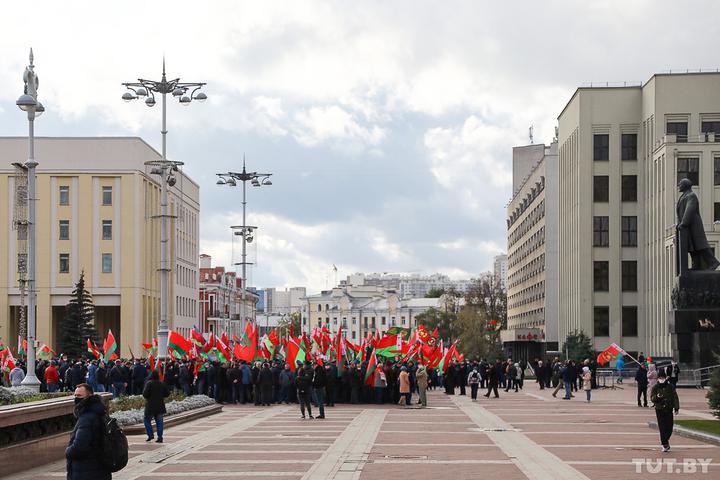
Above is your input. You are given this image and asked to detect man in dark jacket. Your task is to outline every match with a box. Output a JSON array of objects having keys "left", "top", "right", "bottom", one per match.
[
  {"left": 143, "top": 370, "right": 170, "bottom": 443},
  {"left": 312, "top": 361, "right": 327, "bottom": 419},
  {"left": 483, "top": 360, "right": 500, "bottom": 398},
  {"left": 295, "top": 367, "right": 313, "bottom": 418},
  {"left": 131, "top": 360, "right": 148, "bottom": 395},
  {"left": 66, "top": 383, "right": 111, "bottom": 480},
  {"left": 258, "top": 362, "right": 274, "bottom": 406},
  {"left": 109, "top": 361, "right": 126, "bottom": 398},
  {"left": 651, "top": 370, "right": 680, "bottom": 452},
  {"left": 326, "top": 361, "right": 338, "bottom": 406},
  {"left": 636, "top": 364, "right": 649, "bottom": 407}
]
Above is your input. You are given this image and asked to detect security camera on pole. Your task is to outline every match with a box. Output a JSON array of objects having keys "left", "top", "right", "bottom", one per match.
[{"left": 122, "top": 59, "right": 206, "bottom": 359}]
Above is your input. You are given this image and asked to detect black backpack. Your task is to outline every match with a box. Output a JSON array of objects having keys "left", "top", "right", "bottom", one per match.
[{"left": 101, "top": 415, "right": 129, "bottom": 472}]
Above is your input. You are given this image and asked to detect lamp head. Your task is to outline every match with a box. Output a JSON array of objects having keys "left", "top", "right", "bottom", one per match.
[
  {"left": 251, "top": 178, "right": 261, "bottom": 187},
  {"left": 135, "top": 87, "right": 147, "bottom": 97},
  {"left": 16, "top": 93, "right": 36, "bottom": 111},
  {"left": 34, "top": 101, "right": 44, "bottom": 117},
  {"left": 121, "top": 92, "right": 136, "bottom": 102},
  {"left": 262, "top": 178, "right": 272, "bottom": 186},
  {"left": 216, "top": 177, "right": 226, "bottom": 185},
  {"left": 194, "top": 92, "right": 207, "bottom": 102},
  {"left": 226, "top": 178, "right": 237, "bottom": 187},
  {"left": 145, "top": 97, "right": 156, "bottom": 107},
  {"left": 180, "top": 96, "right": 191, "bottom": 106},
  {"left": 167, "top": 176, "right": 177, "bottom": 187},
  {"left": 172, "top": 87, "right": 184, "bottom": 97}
]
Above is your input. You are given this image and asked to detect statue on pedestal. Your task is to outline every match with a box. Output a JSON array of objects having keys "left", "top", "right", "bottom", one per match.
[{"left": 676, "top": 178, "right": 720, "bottom": 273}]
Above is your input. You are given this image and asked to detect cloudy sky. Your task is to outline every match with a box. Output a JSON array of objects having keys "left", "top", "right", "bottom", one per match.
[{"left": 0, "top": 1, "right": 718, "bottom": 293}]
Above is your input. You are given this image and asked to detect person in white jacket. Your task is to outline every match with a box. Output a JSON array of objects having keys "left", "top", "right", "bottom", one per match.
[{"left": 10, "top": 365, "right": 25, "bottom": 387}]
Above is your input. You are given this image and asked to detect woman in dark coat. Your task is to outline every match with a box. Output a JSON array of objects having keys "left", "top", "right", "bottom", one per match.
[
  {"left": 66, "top": 384, "right": 111, "bottom": 480},
  {"left": 258, "top": 362, "right": 274, "bottom": 406},
  {"left": 143, "top": 370, "right": 170, "bottom": 442}
]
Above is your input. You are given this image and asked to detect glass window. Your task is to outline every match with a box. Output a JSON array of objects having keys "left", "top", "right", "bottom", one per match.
[
  {"left": 593, "top": 261, "right": 609, "bottom": 291},
  {"left": 622, "top": 261, "right": 637, "bottom": 292},
  {"left": 59, "top": 186, "right": 70, "bottom": 206},
  {"left": 677, "top": 157, "right": 699, "bottom": 185},
  {"left": 593, "top": 134, "right": 609, "bottom": 161},
  {"left": 622, "top": 306, "right": 638, "bottom": 337},
  {"left": 593, "top": 216, "right": 609, "bottom": 247},
  {"left": 102, "top": 186, "right": 112, "bottom": 206},
  {"left": 59, "top": 253, "right": 70, "bottom": 273},
  {"left": 621, "top": 175, "right": 637, "bottom": 202},
  {"left": 715, "top": 158, "right": 720, "bottom": 186},
  {"left": 715, "top": 202, "right": 720, "bottom": 222},
  {"left": 593, "top": 176, "right": 609, "bottom": 202},
  {"left": 593, "top": 306, "right": 610, "bottom": 337},
  {"left": 102, "top": 220, "right": 112, "bottom": 240},
  {"left": 59, "top": 220, "right": 69, "bottom": 240},
  {"left": 621, "top": 133, "right": 637, "bottom": 160},
  {"left": 701, "top": 121, "right": 720, "bottom": 135},
  {"left": 667, "top": 122, "right": 688, "bottom": 143},
  {"left": 381, "top": 316, "right": 386, "bottom": 325},
  {"left": 102, "top": 253, "right": 112, "bottom": 273},
  {"left": 351, "top": 331, "right": 356, "bottom": 339},
  {"left": 401, "top": 316, "right": 406, "bottom": 325},
  {"left": 621, "top": 216, "right": 637, "bottom": 247}
]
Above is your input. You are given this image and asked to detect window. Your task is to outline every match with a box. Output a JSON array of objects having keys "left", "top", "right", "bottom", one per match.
[
  {"left": 59, "top": 253, "right": 70, "bottom": 273},
  {"left": 102, "top": 253, "right": 112, "bottom": 273},
  {"left": 381, "top": 316, "right": 386, "bottom": 325},
  {"left": 677, "top": 157, "right": 699, "bottom": 185},
  {"left": 667, "top": 122, "right": 688, "bottom": 142},
  {"left": 701, "top": 121, "right": 720, "bottom": 135},
  {"left": 593, "top": 176, "right": 609, "bottom": 202},
  {"left": 622, "top": 261, "right": 637, "bottom": 291},
  {"left": 621, "top": 216, "right": 637, "bottom": 247},
  {"left": 593, "top": 307, "right": 610, "bottom": 337},
  {"left": 715, "top": 158, "right": 720, "bottom": 186},
  {"left": 593, "top": 134, "right": 609, "bottom": 161},
  {"left": 59, "top": 220, "right": 69, "bottom": 240},
  {"left": 593, "top": 261, "right": 609, "bottom": 292},
  {"left": 317, "top": 305, "right": 321, "bottom": 312},
  {"left": 102, "top": 186, "right": 112, "bottom": 206},
  {"left": 622, "top": 306, "right": 638, "bottom": 337},
  {"left": 351, "top": 331, "right": 356, "bottom": 339},
  {"left": 401, "top": 316, "right": 406, "bottom": 325},
  {"left": 59, "top": 186, "right": 70, "bottom": 206},
  {"left": 715, "top": 202, "right": 720, "bottom": 222},
  {"left": 621, "top": 133, "right": 637, "bottom": 160},
  {"left": 102, "top": 220, "right": 112, "bottom": 240},
  {"left": 621, "top": 175, "right": 637, "bottom": 202},
  {"left": 593, "top": 216, "right": 609, "bottom": 247}
]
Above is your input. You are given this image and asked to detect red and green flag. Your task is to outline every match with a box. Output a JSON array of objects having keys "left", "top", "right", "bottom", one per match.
[
  {"left": 286, "top": 338, "right": 306, "bottom": 369},
  {"left": 37, "top": 344, "right": 56, "bottom": 360},
  {"left": 364, "top": 350, "right": 378, "bottom": 386},
  {"left": 86, "top": 339, "right": 101, "bottom": 359},
  {"left": 17, "top": 336, "right": 27, "bottom": 357},
  {"left": 375, "top": 334, "right": 400, "bottom": 358},
  {"left": 191, "top": 327, "right": 206, "bottom": 348},
  {"left": 103, "top": 330, "right": 117, "bottom": 362},
  {"left": 2, "top": 351, "right": 17, "bottom": 372},
  {"left": 168, "top": 331, "right": 192, "bottom": 357}
]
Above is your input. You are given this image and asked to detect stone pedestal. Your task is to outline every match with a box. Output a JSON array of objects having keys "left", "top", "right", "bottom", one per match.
[{"left": 669, "top": 271, "right": 720, "bottom": 368}]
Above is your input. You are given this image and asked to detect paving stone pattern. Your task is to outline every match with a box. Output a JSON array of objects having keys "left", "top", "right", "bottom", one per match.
[{"left": 8, "top": 386, "right": 720, "bottom": 479}]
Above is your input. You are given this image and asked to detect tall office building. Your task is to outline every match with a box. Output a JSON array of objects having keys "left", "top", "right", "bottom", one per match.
[
  {"left": 557, "top": 73, "right": 720, "bottom": 357},
  {"left": 0, "top": 137, "right": 200, "bottom": 357},
  {"left": 493, "top": 254, "right": 509, "bottom": 291}
]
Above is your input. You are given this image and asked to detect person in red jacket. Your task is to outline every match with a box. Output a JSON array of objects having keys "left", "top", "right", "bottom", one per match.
[{"left": 45, "top": 361, "right": 60, "bottom": 393}]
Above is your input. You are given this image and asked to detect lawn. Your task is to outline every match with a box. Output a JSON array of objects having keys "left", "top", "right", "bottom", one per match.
[{"left": 675, "top": 419, "right": 720, "bottom": 436}]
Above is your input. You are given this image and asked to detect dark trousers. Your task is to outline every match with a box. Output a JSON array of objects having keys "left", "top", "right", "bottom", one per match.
[
  {"left": 485, "top": 382, "right": 499, "bottom": 398},
  {"left": 313, "top": 387, "right": 326, "bottom": 417},
  {"left": 299, "top": 393, "right": 312, "bottom": 417},
  {"left": 254, "top": 384, "right": 261, "bottom": 405},
  {"left": 470, "top": 383, "right": 479, "bottom": 399},
  {"left": 656, "top": 409, "right": 674, "bottom": 446},
  {"left": 459, "top": 383, "right": 466, "bottom": 395},
  {"left": 143, "top": 414, "right": 164, "bottom": 440},
  {"left": 326, "top": 384, "right": 336, "bottom": 406},
  {"left": 637, "top": 385, "right": 648, "bottom": 406}
]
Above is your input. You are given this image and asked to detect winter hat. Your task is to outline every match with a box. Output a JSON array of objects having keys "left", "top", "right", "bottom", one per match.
[
  {"left": 582, "top": 366, "right": 589, "bottom": 373},
  {"left": 657, "top": 370, "right": 667, "bottom": 378}
]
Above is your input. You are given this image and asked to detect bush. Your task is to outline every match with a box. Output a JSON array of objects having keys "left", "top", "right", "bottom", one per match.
[
  {"left": 0, "top": 386, "right": 71, "bottom": 406},
  {"left": 110, "top": 394, "right": 215, "bottom": 426},
  {"left": 108, "top": 390, "right": 186, "bottom": 414},
  {"left": 707, "top": 360, "right": 720, "bottom": 420}
]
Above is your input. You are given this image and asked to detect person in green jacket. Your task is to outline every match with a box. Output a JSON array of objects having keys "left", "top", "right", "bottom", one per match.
[{"left": 650, "top": 370, "right": 680, "bottom": 452}]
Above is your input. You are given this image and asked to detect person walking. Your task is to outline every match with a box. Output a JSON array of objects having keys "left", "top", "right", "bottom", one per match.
[
  {"left": 296, "top": 367, "right": 313, "bottom": 419},
  {"left": 278, "top": 363, "right": 293, "bottom": 404},
  {"left": 416, "top": 365, "right": 429, "bottom": 407},
  {"left": 468, "top": 366, "right": 481, "bottom": 401},
  {"left": 651, "top": 370, "right": 680, "bottom": 452},
  {"left": 259, "top": 362, "right": 274, "bottom": 406},
  {"left": 66, "top": 383, "right": 111, "bottom": 480},
  {"left": 398, "top": 366, "right": 411, "bottom": 406},
  {"left": 561, "top": 361, "right": 573, "bottom": 400},
  {"left": 373, "top": 365, "right": 387, "bottom": 404},
  {"left": 582, "top": 366, "right": 592, "bottom": 402},
  {"left": 647, "top": 363, "right": 658, "bottom": 393},
  {"left": 665, "top": 361, "right": 680, "bottom": 387},
  {"left": 483, "top": 360, "right": 500, "bottom": 398},
  {"left": 143, "top": 370, "right": 170, "bottom": 443},
  {"left": 10, "top": 363, "right": 25, "bottom": 387},
  {"left": 45, "top": 361, "right": 60, "bottom": 393},
  {"left": 636, "top": 363, "right": 649, "bottom": 407},
  {"left": 312, "top": 361, "right": 327, "bottom": 418}
]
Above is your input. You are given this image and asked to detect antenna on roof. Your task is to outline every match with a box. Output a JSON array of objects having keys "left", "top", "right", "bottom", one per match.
[{"left": 529, "top": 125, "right": 534, "bottom": 144}]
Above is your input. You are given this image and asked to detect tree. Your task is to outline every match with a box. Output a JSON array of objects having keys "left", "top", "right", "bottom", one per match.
[
  {"left": 707, "top": 354, "right": 720, "bottom": 419},
  {"left": 414, "top": 307, "right": 457, "bottom": 342},
  {"left": 563, "top": 330, "right": 595, "bottom": 362},
  {"left": 277, "top": 311, "right": 302, "bottom": 338},
  {"left": 455, "top": 275, "right": 507, "bottom": 360},
  {"left": 425, "top": 287, "right": 462, "bottom": 299},
  {"left": 58, "top": 271, "right": 98, "bottom": 359}
]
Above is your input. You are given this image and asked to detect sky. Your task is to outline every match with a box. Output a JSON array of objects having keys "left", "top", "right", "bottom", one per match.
[{"left": 0, "top": 1, "right": 719, "bottom": 293}]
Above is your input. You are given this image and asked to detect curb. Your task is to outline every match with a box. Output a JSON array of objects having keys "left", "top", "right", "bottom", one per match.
[
  {"left": 123, "top": 404, "right": 223, "bottom": 435},
  {"left": 648, "top": 421, "right": 720, "bottom": 446}
]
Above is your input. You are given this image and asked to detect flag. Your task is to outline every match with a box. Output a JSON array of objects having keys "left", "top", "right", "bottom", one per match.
[
  {"left": 18, "top": 336, "right": 27, "bottom": 357},
  {"left": 37, "top": 344, "right": 56, "bottom": 360},
  {"left": 103, "top": 330, "right": 117, "bottom": 362},
  {"left": 286, "top": 338, "right": 306, "bottom": 369},
  {"left": 2, "top": 351, "right": 16, "bottom": 372},
  {"left": 87, "top": 339, "right": 101, "bottom": 359},
  {"left": 438, "top": 341, "right": 457, "bottom": 373},
  {"left": 156, "top": 358, "right": 164, "bottom": 382},
  {"left": 364, "top": 350, "right": 377, "bottom": 386},
  {"left": 386, "top": 326, "right": 411, "bottom": 340},
  {"left": 168, "top": 331, "right": 192, "bottom": 357},
  {"left": 191, "top": 328, "right": 206, "bottom": 347},
  {"left": 375, "top": 334, "right": 400, "bottom": 358},
  {"left": 142, "top": 339, "right": 158, "bottom": 356},
  {"left": 597, "top": 343, "right": 626, "bottom": 365}
]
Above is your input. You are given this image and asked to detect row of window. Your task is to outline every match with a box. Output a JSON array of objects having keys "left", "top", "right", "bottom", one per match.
[
  {"left": 58, "top": 220, "right": 113, "bottom": 240},
  {"left": 57, "top": 253, "right": 112, "bottom": 273},
  {"left": 593, "top": 260, "right": 637, "bottom": 292},
  {"left": 593, "top": 133, "right": 637, "bottom": 161},
  {"left": 593, "top": 306, "right": 637, "bottom": 337},
  {"left": 593, "top": 216, "right": 637, "bottom": 247},
  {"left": 58, "top": 185, "right": 113, "bottom": 206},
  {"left": 593, "top": 175, "right": 637, "bottom": 203}
]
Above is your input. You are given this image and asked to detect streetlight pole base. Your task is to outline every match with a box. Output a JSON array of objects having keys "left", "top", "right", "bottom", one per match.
[{"left": 20, "top": 373, "right": 41, "bottom": 392}]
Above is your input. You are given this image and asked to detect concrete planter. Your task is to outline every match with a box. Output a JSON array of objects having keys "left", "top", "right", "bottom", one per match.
[{"left": 122, "top": 403, "right": 223, "bottom": 435}]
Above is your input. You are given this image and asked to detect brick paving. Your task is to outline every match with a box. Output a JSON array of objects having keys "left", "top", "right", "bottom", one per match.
[{"left": 8, "top": 385, "right": 720, "bottom": 479}]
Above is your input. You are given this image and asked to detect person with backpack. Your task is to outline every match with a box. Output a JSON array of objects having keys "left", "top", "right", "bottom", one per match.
[
  {"left": 295, "top": 367, "right": 313, "bottom": 419},
  {"left": 651, "top": 370, "right": 680, "bottom": 452},
  {"left": 143, "top": 370, "right": 170, "bottom": 443},
  {"left": 467, "top": 366, "right": 481, "bottom": 401},
  {"left": 66, "top": 383, "right": 112, "bottom": 479}
]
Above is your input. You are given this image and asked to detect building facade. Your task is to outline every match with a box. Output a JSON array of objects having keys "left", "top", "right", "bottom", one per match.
[
  {"left": 493, "top": 254, "right": 509, "bottom": 291},
  {"left": 502, "top": 142, "right": 559, "bottom": 359},
  {"left": 264, "top": 287, "right": 306, "bottom": 315},
  {"left": 557, "top": 73, "right": 720, "bottom": 357},
  {"left": 0, "top": 137, "right": 199, "bottom": 357},
  {"left": 342, "top": 273, "right": 470, "bottom": 298}
]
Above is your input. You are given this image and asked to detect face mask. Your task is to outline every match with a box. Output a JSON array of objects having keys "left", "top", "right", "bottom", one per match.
[
  {"left": 74, "top": 397, "right": 83, "bottom": 405},
  {"left": 658, "top": 378, "right": 666, "bottom": 384}
]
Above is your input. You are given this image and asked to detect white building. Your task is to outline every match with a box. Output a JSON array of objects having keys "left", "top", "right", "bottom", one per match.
[
  {"left": 342, "top": 272, "right": 470, "bottom": 298},
  {"left": 493, "top": 254, "right": 509, "bottom": 291},
  {"left": 265, "top": 287, "right": 306, "bottom": 314}
]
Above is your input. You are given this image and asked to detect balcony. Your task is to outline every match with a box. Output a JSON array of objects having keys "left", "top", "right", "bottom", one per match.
[{"left": 658, "top": 133, "right": 718, "bottom": 148}]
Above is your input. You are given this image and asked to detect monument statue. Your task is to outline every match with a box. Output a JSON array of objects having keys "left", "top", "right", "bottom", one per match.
[{"left": 676, "top": 178, "right": 720, "bottom": 272}]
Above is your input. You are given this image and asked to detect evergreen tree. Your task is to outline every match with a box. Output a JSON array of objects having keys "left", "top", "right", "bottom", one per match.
[
  {"left": 563, "top": 330, "right": 595, "bottom": 362},
  {"left": 708, "top": 354, "right": 720, "bottom": 419},
  {"left": 58, "top": 271, "right": 97, "bottom": 359}
]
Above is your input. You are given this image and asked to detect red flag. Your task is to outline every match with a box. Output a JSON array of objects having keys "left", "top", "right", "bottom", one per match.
[
  {"left": 364, "top": 351, "right": 377, "bottom": 386},
  {"left": 597, "top": 343, "right": 626, "bottom": 365}
]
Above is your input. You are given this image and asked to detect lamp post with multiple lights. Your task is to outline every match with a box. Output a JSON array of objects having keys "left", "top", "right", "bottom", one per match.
[
  {"left": 16, "top": 49, "right": 45, "bottom": 391},
  {"left": 122, "top": 60, "right": 206, "bottom": 359},
  {"left": 217, "top": 161, "right": 272, "bottom": 332}
]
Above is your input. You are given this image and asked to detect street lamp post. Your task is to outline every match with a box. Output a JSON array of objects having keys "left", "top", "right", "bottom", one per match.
[
  {"left": 122, "top": 60, "right": 206, "bottom": 359},
  {"left": 17, "top": 49, "right": 45, "bottom": 391},
  {"left": 217, "top": 160, "right": 272, "bottom": 333}
]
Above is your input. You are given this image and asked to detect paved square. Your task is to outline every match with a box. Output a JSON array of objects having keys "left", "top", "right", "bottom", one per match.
[{"left": 9, "top": 387, "right": 720, "bottom": 479}]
